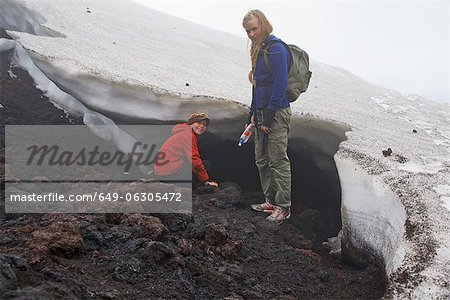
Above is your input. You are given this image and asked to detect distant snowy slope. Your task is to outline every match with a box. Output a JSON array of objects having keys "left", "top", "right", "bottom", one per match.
[{"left": 2, "top": 0, "right": 397, "bottom": 109}]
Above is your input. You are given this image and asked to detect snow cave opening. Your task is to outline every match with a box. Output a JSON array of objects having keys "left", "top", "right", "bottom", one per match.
[{"left": 198, "top": 116, "right": 349, "bottom": 241}]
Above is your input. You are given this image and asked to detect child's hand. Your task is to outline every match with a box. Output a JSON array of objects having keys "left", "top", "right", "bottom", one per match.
[{"left": 205, "top": 181, "right": 219, "bottom": 187}]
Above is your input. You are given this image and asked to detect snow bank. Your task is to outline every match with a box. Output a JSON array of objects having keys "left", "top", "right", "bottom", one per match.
[{"left": 336, "top": 156, "right": 406, "bottom": 274}]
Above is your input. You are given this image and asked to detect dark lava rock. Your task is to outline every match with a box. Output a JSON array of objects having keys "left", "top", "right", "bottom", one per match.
[
  {"left": 177, "top": 239, "right": 193, "bottom": 255},
  {"left": 120, "top": 213, "right": 168, "bottom": 240},
  {"left": 243, "top": 223, "right": 256, "bottom": 236},
  {"left": 382, "top": 147, "right": 392, "bottom": 157},
  {"left": 39, "top": 268, "right": 86, "bottom": 285},
  {"left": 317, "top": 269, "right": 331, "bottom": 282},
  {"left": 224, "top": 264, "right": 243, "bottom": 278},
  {"left": 217, "top": 240, "right": 244, "bottom": 258},
  {"left": 138, "top": 241, "right": 175, "bottom": 261},
  {"left": 224, "top": 293, "right": 245, "bottom": 300},
  {"left": 0, "top": 254, "right": 24, "bottom": 297},
  {"left": 0, "top": 236, "right": 14, "bottom": 247},
  {"left": 104, "top": 226, "right": 134, "bottom": 243},
  {"left": 239, "top": 289, "right": 264, "bottom": 299},
  {"left": 126, "top": 237, "right": 153, "bottom": 253},
  {"left": 0, "top": 254, "right": 19, "bottom": 296},
  {"left": 185, "top": 220, "right": 205, "bottom": 239},
  {"left": 215, "top": 200, "right": 233, "bottom": 209},
  {"left": 195, "top": 185, "right": 216, "bottom": 194},
  {"left": 159, "top": 213, "right": 193, "bottom": 232},
  {"left": 204, "top": 224, "right": 228, "bottom": 246},
  {"left": 282, "top": 231, "right": 313, "bottom": 250},
  {"left": 127, "top": 238, "right": 176, "bottom": 263},
  {"left": 0, "top": 254, "right": 27, "bottom": 271},
  {"left": 29, "top": 221, "right": 83, "bottom": 263},
  {"left": 96, "top": 290, "right": 118, "bottom": 299},
  {"left": 112, "top": 257, "right": 142, "bottom": 284},
  {"left": 80, "top": 224, "right": 105, "bottom": 251},
  {"left": 215, "top": 182, "right": 242, "bottom": 206},
  {"left": 3, "top": 267, "right": 89, "bottom": 300},
  {"left": 252, "top": 216, "right": 281, "bottom": 233},
  {"left": 3, "top": 281, "right": 90, "bottom": 300}
]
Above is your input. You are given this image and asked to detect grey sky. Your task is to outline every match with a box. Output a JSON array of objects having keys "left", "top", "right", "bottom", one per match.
[{"left": 134, "top": 0, "right": 449, "bottom": 103}]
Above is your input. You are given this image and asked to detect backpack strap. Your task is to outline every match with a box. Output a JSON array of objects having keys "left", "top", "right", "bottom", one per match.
[{"left": 261, "top": 39, "right": 293, "bottom": 74}]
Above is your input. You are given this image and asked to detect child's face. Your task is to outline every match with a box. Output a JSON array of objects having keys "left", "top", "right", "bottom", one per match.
[{"left": 191, "top": 120, "right": 208, "bottom": 135}]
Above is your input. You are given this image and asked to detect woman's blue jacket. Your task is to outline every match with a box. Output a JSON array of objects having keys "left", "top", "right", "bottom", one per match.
[{"left": 250, "top": 34, "right": 291, "bottom": 127}]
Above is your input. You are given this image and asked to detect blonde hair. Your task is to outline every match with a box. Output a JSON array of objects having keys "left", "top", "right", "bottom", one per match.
[{"left": 242, "top": 9, "right": 273, "bottom": 82}]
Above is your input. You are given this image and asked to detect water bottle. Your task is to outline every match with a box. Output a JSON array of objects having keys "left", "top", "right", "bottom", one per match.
[{"left": 238, "top": 124, "right": 254, "bottom": 146}]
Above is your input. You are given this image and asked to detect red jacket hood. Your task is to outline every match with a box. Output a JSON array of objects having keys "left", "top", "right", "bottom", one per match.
[{"left": 171, "top": 123, "right": 192, "bottom": 135}]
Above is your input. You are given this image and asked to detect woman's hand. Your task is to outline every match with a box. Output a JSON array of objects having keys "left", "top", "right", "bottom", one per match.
[
  {"left": 245, "top": 115, "right": 255, "bottom": 129},
  {"left": 205, "top": 181, "right": 219, "bottom": 187},
  {"left": 260, "top": 125, "right": 271, "bottom": 134}
]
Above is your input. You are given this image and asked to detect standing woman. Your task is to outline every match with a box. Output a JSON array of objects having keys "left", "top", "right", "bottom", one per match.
[{"left": 243, "top": 9, "right": 292, "bottom": 224}]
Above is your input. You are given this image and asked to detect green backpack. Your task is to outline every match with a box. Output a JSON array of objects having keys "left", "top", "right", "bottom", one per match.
[{"left": 262, "top": 40, "right": 312, "bottom": 102}]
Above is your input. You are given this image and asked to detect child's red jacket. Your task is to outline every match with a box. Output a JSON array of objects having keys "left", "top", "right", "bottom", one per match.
[{"left": 154, "top": 123, "right": 209, "bottom": 182}]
